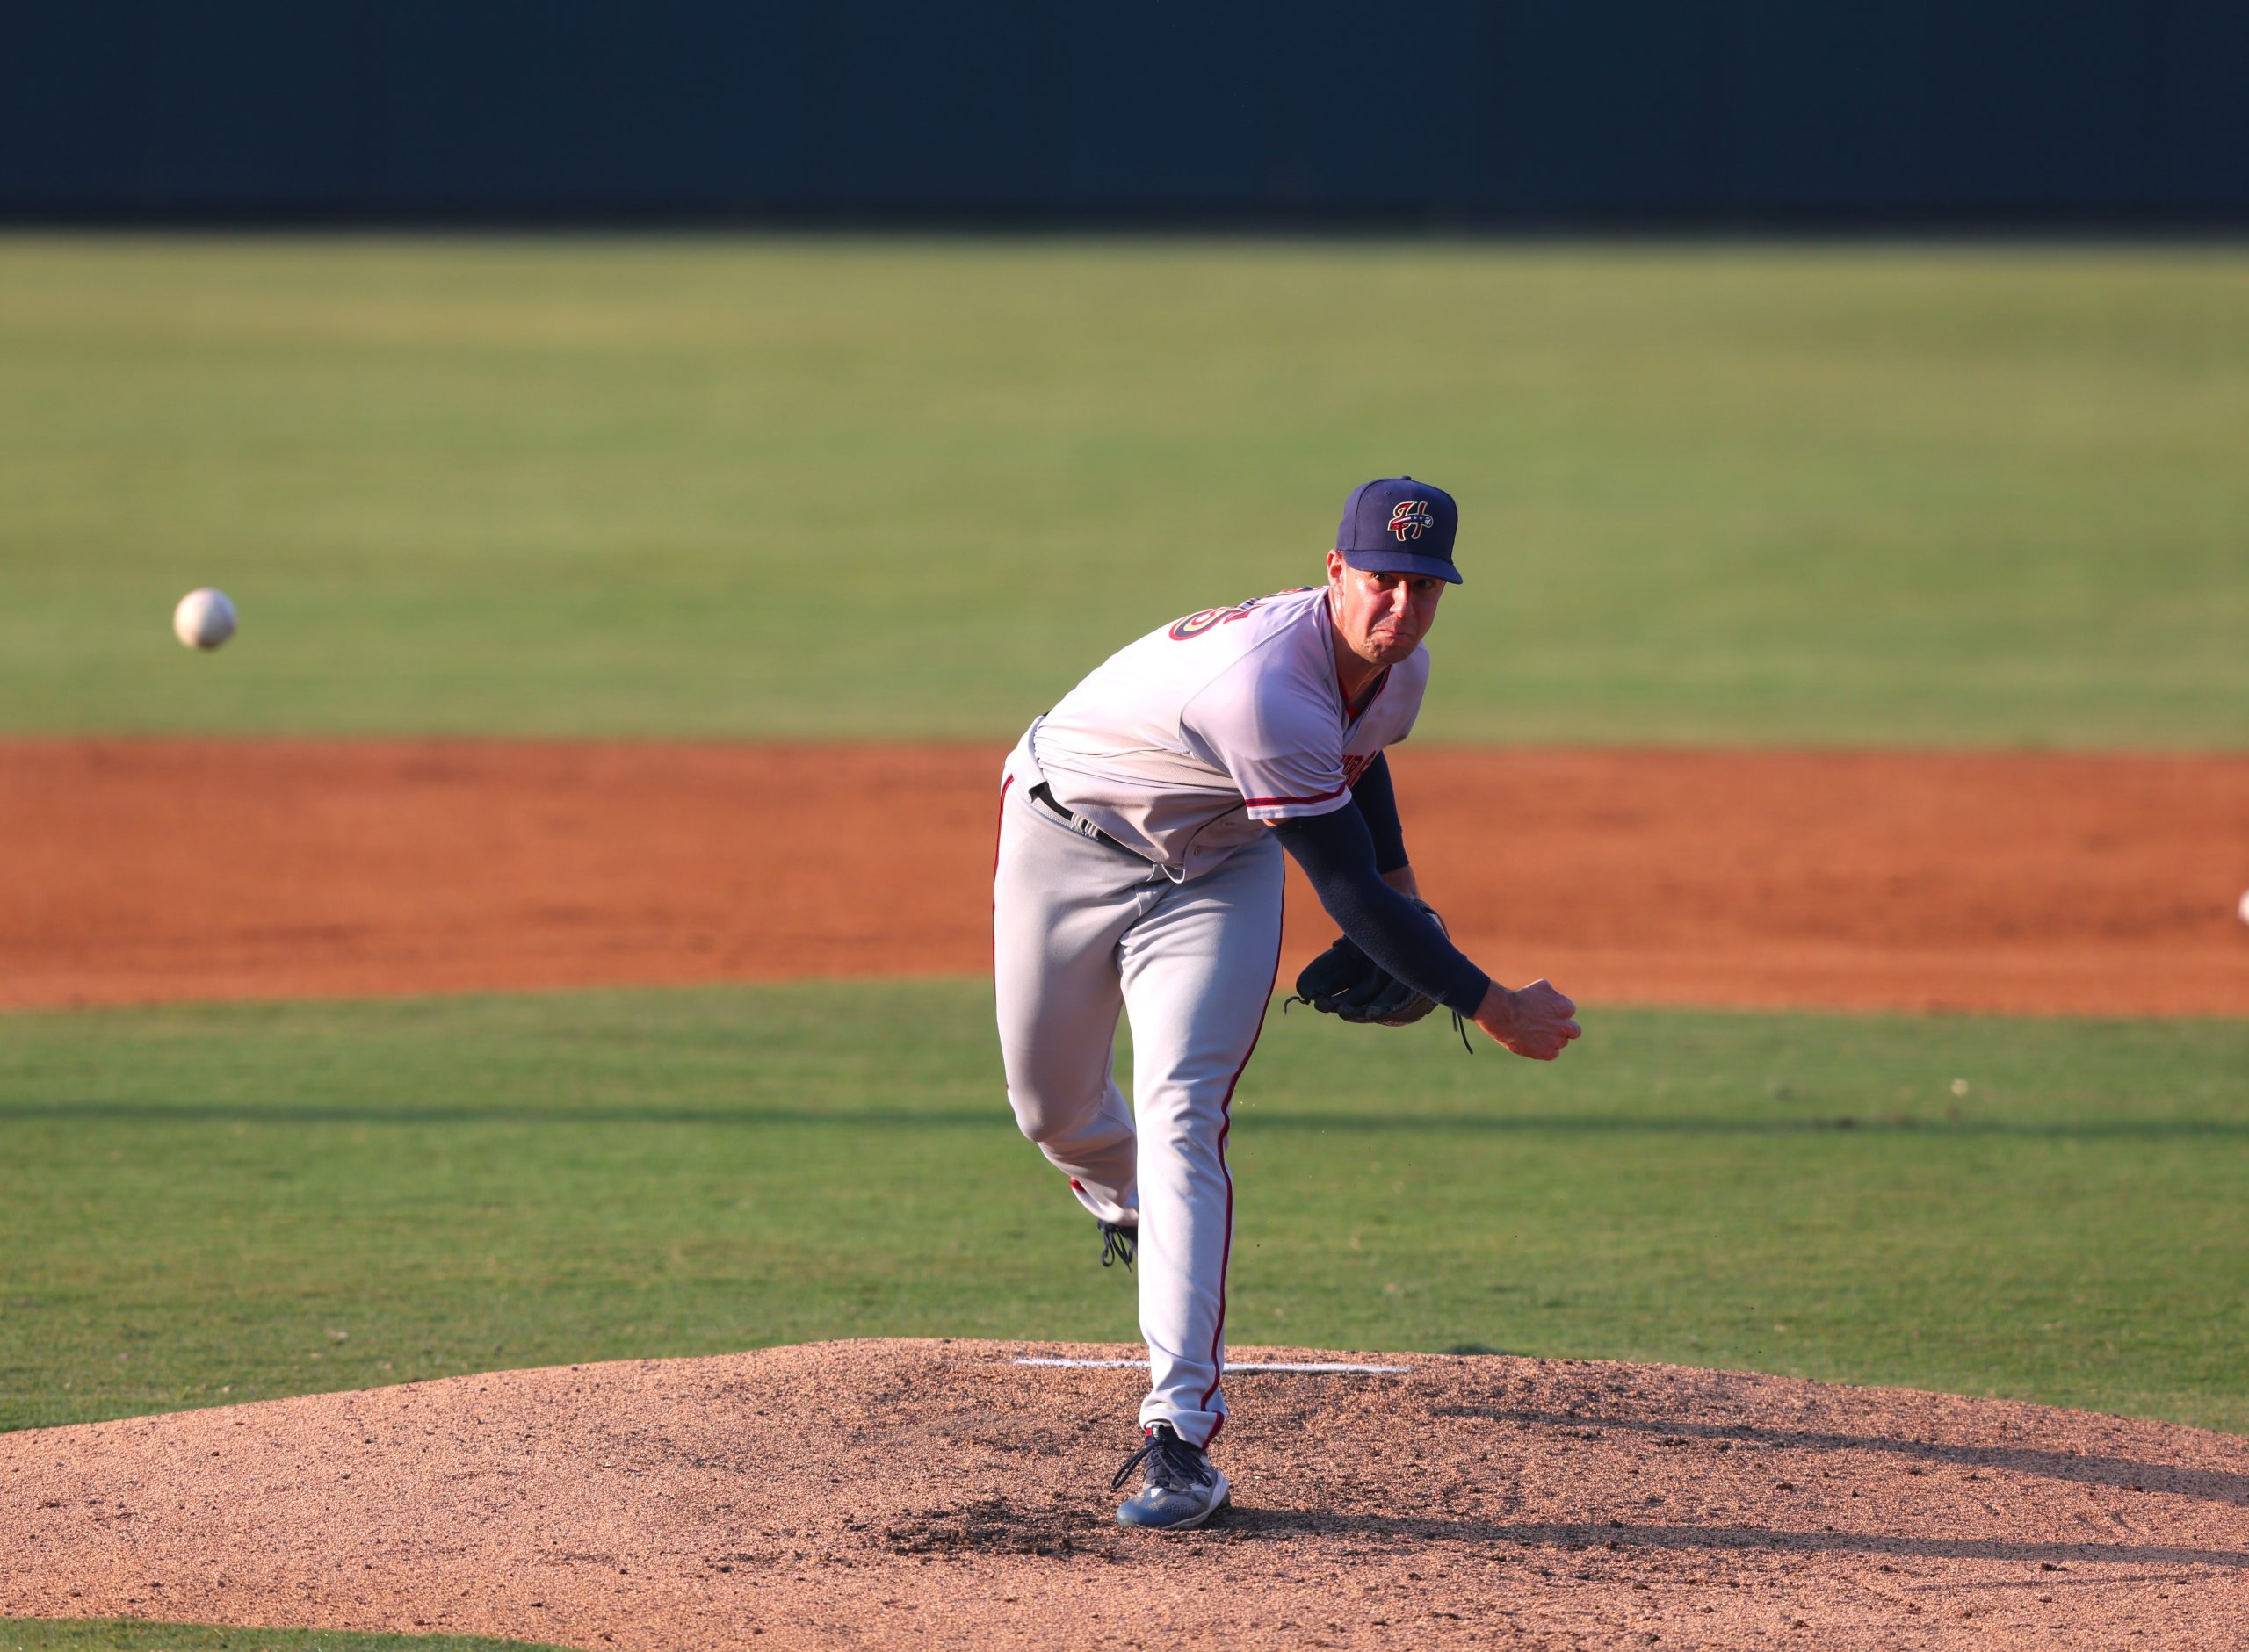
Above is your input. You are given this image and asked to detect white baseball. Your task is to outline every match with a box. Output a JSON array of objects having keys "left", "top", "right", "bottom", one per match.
[
  {"left": 2238, "top": 888, "right": 2249, "bottom": 927},
  {"left": 172, "top": 588, "right": 237, "bottom": 650}
]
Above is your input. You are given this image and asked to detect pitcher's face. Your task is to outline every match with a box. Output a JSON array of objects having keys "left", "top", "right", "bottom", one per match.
[{"left": 1325, "top": 549, "right": 1446, "bottom": 668}]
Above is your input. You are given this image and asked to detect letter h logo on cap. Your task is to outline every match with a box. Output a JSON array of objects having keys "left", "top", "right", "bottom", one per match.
[
  {"left": 1336, "top": 476, "right": 1464, "bottom": 584},
  {"left": 1387, "top": 501, "right": 1433, "bottom": 540}
]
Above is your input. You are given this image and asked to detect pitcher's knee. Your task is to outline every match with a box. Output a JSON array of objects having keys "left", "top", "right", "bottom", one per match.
[
  {"left": 1009, "top": 1083, "right": 1099, "bottom": 1147},
  {"left": 1008, "top": 1087, "right": 1061, "bottom": 1144}
]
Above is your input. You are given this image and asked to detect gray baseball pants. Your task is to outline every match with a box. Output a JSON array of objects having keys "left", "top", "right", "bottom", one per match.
[{"left": 993, "top": 750, "right": 1284, "bottom": 1447}]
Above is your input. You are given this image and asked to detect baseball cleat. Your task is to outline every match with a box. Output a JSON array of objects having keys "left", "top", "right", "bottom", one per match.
[
  {"left": 1111, "top": 1423, "right": 1230, "bottom": 1531},
  {"left": 1096, "top": 1218, "right": 1138, "bottom": 1272}
]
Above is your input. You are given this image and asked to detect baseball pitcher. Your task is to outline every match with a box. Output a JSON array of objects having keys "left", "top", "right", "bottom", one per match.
[{"left": 992, "top": 477, "right": 1580, "bottom": 1530}]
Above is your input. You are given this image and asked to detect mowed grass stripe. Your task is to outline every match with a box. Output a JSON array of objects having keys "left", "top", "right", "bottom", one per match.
[
  {"left": 0, "top": 237, "right": 2243, "bottom": 745},
  {"left": 2, "top": 981, "right": 2243, "bottom": 1436}
]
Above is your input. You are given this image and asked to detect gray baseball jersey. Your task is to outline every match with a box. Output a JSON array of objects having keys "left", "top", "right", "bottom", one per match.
[{"left": 994, "top": 583, "right": 1429, "bottom": 1445}]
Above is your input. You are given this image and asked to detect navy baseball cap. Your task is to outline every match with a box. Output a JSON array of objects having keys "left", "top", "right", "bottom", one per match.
[{"left": 1334, "top": 476, "right": 1463, "bottom": 583}]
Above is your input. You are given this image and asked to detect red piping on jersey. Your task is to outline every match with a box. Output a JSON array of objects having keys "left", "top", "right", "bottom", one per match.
[
  {"left": 1195, "top": 881, "right": 1287, "bottom": 1441},
  {"left": 1241, "top": 782, "right": 1349, "bottom": 808}
]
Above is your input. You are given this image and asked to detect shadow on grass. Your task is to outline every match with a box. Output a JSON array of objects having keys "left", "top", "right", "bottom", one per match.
[{"left": 4, "top": 1100, "right": 2246, "bottom": 1140}]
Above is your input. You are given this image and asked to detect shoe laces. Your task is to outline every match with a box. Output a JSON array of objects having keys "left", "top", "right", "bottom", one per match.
[
  {"left": 1110, "top": 1424, "right": 1213, "bottom": 1493},
  {"left": 1098, "top": 1222, "right": 1137, "bottom": 1271}
]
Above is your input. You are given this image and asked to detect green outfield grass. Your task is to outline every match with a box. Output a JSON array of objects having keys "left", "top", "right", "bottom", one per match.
[
  {"left": 2, "top": 236, "right": 2242, "bottom": 746},
  {"left": 4, "top": 980, "right": 2242, "bottom": 1437},
  {"left": 0, "top": 1623, "right": 568, "bottom": 1652}
]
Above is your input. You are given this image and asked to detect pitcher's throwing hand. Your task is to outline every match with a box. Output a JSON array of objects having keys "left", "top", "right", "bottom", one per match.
[{"left": 1475, "top": 978, "right": 1582, "bottom": 1060}]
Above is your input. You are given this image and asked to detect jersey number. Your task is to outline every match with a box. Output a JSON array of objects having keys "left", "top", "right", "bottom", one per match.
[
  {"left": 1166, "top": 588, "right": 1307, "bottom": 641},
  {"left": 1168, "top": 604, "right": 1253, "bottom": 640}
]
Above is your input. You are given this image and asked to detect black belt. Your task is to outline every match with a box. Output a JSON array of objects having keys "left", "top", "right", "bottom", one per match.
[{"left": 1028, "top": 782, "right": 1137, "bottom": 855}]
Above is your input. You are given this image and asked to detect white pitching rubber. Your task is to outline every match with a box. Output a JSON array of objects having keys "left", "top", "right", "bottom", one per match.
[{"left": 1013, "top": 1357, "right": 1411, "bottom": 1374}]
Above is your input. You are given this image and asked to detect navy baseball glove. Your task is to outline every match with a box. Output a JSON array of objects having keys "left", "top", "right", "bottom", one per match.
[{"left": 1286, "top": 900, "right": 1449, "bottom": 1028}]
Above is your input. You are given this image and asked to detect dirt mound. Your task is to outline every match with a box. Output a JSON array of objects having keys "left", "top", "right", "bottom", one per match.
[
  {"left": 5, "top": 740, "right": 2245, "bottom": 1016},
  {"left": 4, "top": 1339, "right": 2245, "bottom": 1649}
]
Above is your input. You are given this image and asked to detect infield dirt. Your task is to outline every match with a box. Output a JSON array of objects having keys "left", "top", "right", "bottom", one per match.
[
  {"left": 6, "top": 740, "right": 2245, "bottom": 1015},
  {"left": 5, "top": 1338, "right": 2246, "bottom": 1650}
]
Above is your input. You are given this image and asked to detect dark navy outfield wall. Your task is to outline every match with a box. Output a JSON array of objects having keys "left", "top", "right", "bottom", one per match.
[{"left": 4, "top": 1, "right": 2245, "bottom": 225}]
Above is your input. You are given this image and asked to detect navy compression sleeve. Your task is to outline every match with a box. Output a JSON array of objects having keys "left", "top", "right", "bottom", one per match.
[
  {"left": 1349, "top": 752, "right": 1408, "bottom": 875},
  {"left": 1270, "top": 805, "right": 1491, "bottom": 1014}
]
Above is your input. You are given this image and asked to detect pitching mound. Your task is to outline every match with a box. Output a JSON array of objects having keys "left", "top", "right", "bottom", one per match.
[{"left": 4, "top": 1341, "right": 2245, "bottom": 1650}]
